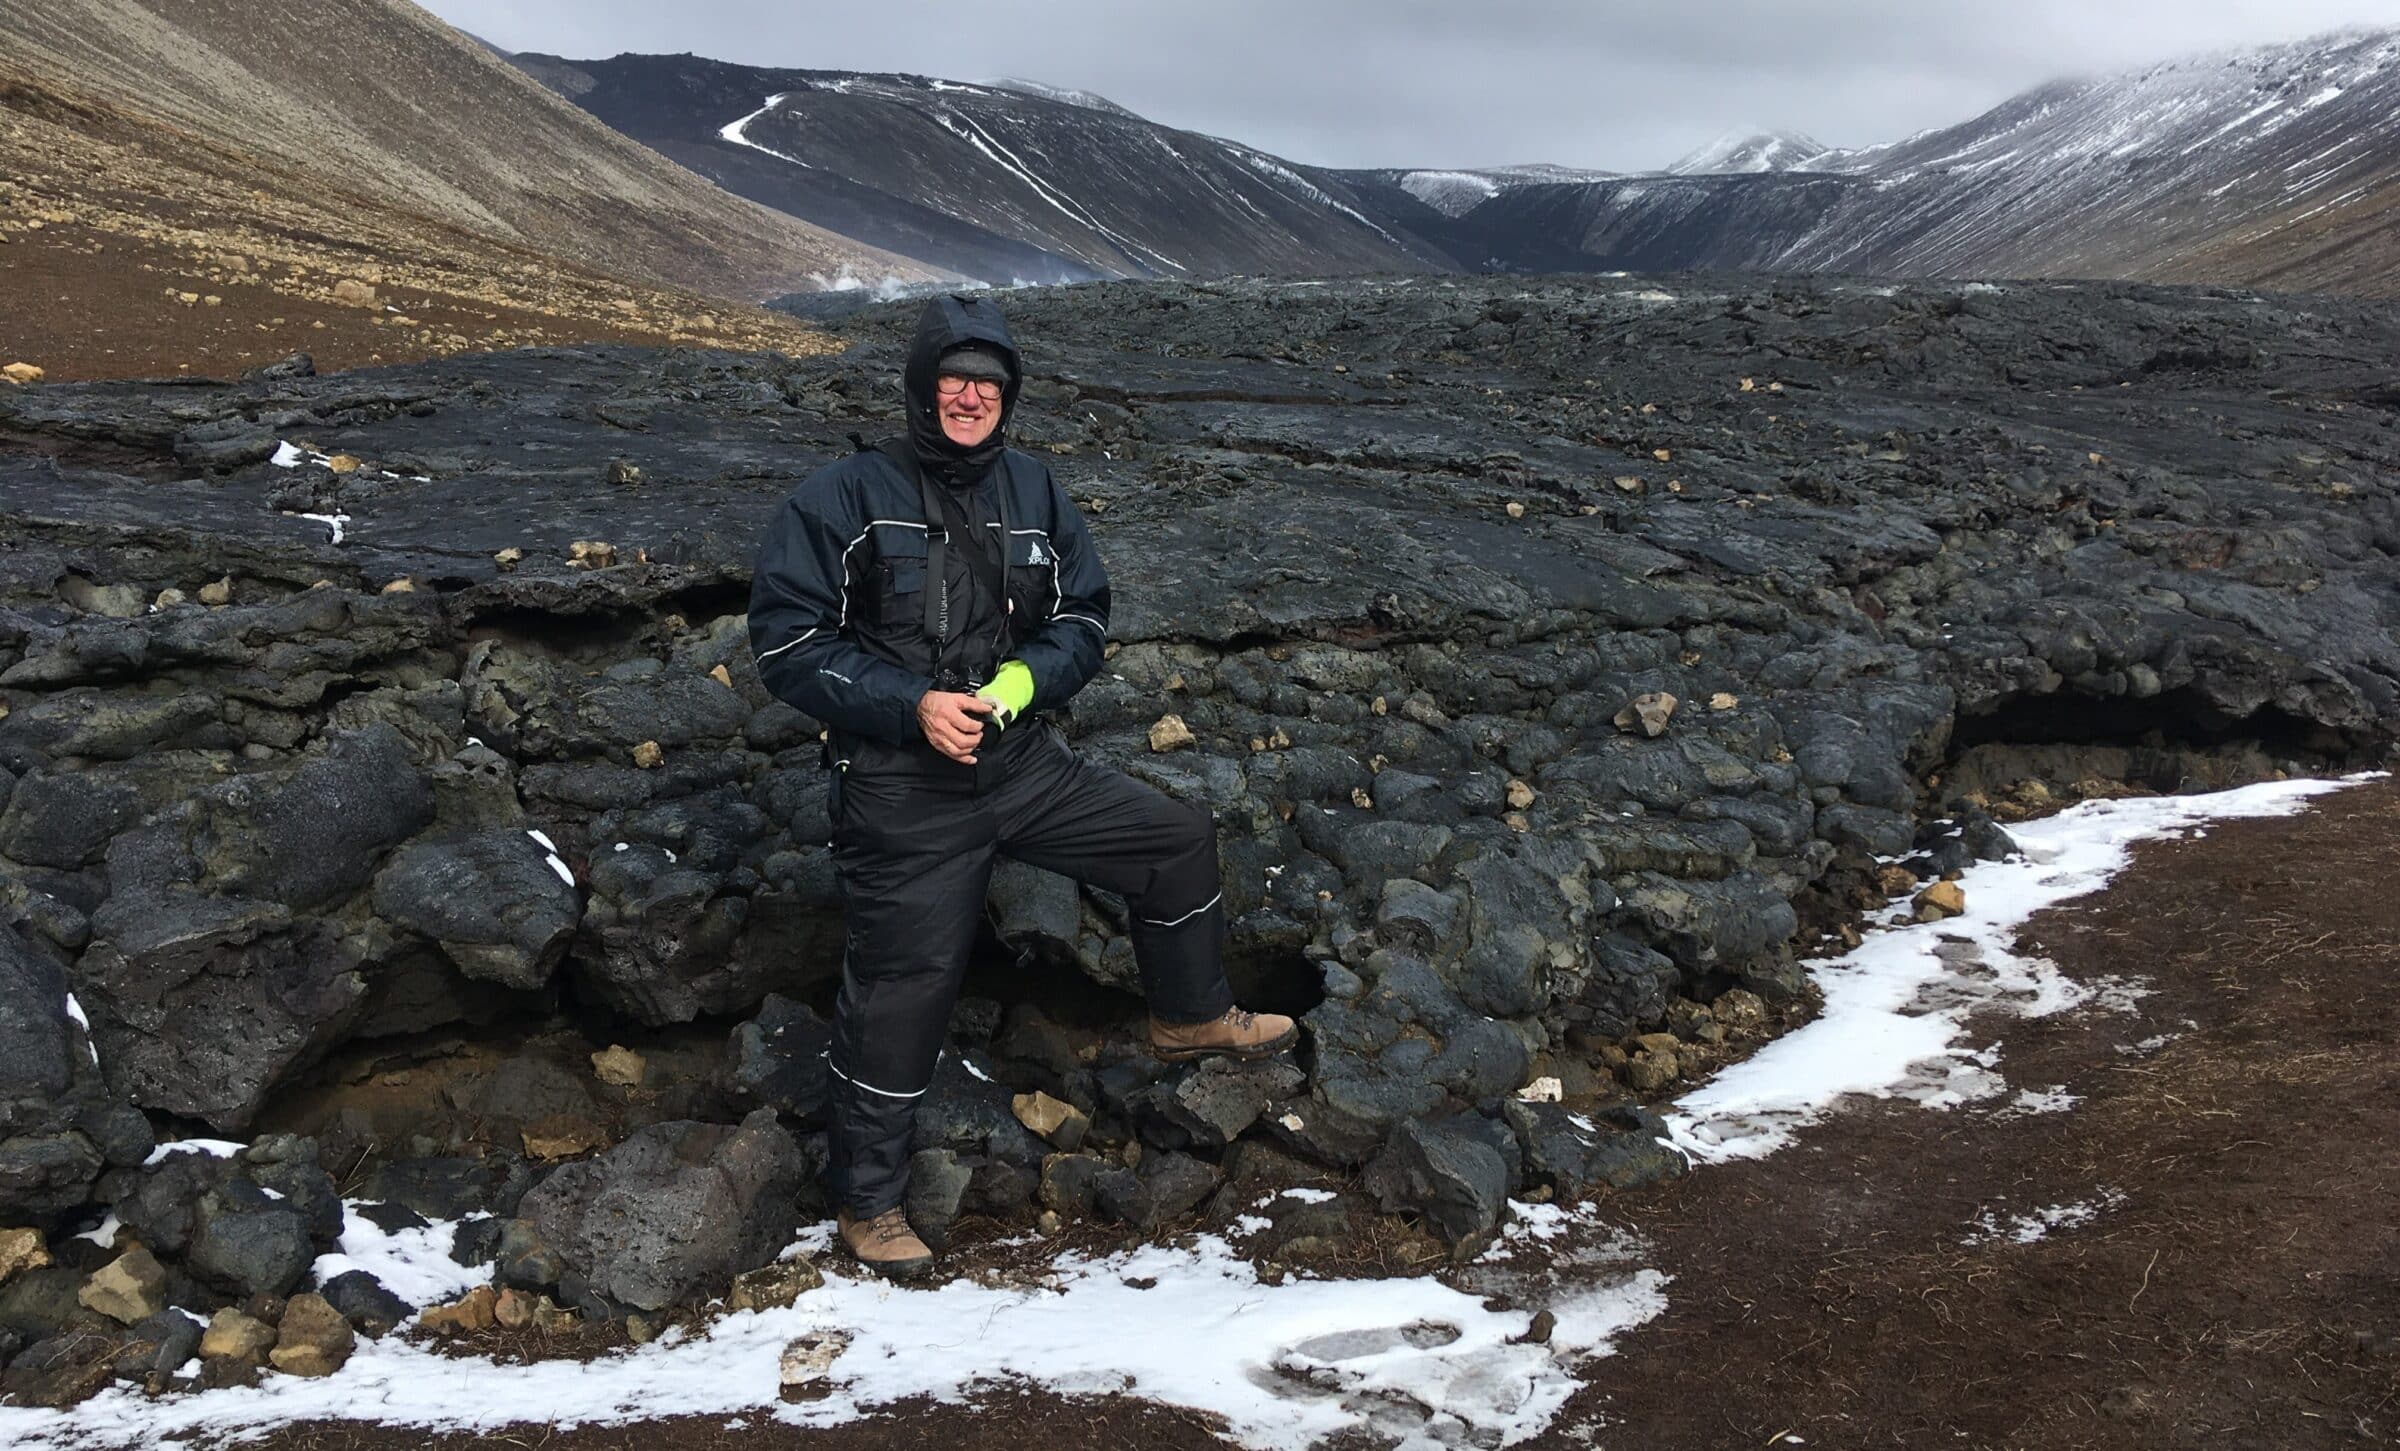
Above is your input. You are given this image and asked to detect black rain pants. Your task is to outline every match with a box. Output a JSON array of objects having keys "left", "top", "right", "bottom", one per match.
[{"left": 825, "top": 716, "right": 1236, "bottom": 1215}]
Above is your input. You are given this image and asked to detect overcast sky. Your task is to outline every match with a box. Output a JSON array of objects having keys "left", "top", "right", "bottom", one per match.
[{"left": 419, "top": 1, "right": 2400, "bottom": 171}]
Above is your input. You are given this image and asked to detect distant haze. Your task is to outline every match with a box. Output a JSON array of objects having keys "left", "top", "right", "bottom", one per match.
[{"left": 417, "top": 0, "right": 2398, "bottom": 171}]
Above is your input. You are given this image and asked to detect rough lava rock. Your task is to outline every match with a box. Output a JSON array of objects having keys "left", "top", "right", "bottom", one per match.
[
  {"left": 0, "top": 923, "right": 151, "bottom": 1225},
  {"left": 0, "top": 273, "right": 2388, "bottom": 1234},
  {"left": 515, "top": 1109, "right": 806, "bottom": 1313}
]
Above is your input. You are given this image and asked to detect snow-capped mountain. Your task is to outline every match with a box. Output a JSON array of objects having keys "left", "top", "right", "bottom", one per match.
[
  {"left": 512, "top": 52, "right": 1447, "bottom": 284},
  {"left": 1444, "top": 27, "right": 2400, "bottom": 294},
  {"left": 1667, "top": 130, "right": 1841, "bottom": 175},
  {"left": 518, "top": 27, "right": 2400, "bottom": 297}
]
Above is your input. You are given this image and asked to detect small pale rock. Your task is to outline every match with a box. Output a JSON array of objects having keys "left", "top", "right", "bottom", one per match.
[
  {"left": 198, "top": 577, "right": 233, "bottom": 606},
  {"left": 1503, "top": 811, "right": 1530, "bottom": 832},
  {"left": 0, "top": 1227, "right": 51, "bottom": 1283},
  {"left": 380, "top": 578, "right": 416, "bottom": 595},
  {"left": 153, "top": 588, "right": 188, "bottom": 610},
  {"left": 1, "top": 363, "right": 43, "bottom": 385},
  {"left": 708, "top": 664, "right": 735, "bottom": 689},
  {"left": 532, "top": 1297, "right": 581, "bottom": 1336},
  {"left": 631, "top": 740, "right": 666, "bottom": 770},
  {"left": 1712, "top": 989, "right": 1770, "bottom": 1035},
  {"left": 1876, "top": 864, "right": 1921, "bottom": 897},
  {"left": 779, "top": 1329, "right": 851, "bottom": 1391},
  {"left": 494, "top": 1287, "right": 538, "bottom": 1330},
  {"left": 1371, "top": 695, "right": 1388, "bottom": 715},
  {"left": 326, "top": 454, "right": 363, "bottom": 474},
  {"left": 568, "top": 539, "right": 618, "bottom": 569},
  {"left": 203, "top": 295, "right": 223, "bottom": 307},
  {"left": 200, "top": 1308, "right": 276, "bottom": 1362},
  {"left": 1504, "top": 501, "right": 1525, "bottom": 518},
  {"left": 79, "top": 1246, "right": 167, "bottom": 1324},
  {"left": 420, "top": 1285, "right": 498, "bottom": 1335},
  {"left": 493, "top": 546, "right": 523, "bottom": 568},
  {"left": 1913, "top": 881, "right": 1967, "bottom": 921},
  {"left": 1614, "top": 691, "right": 1679, "bottom": 737},
  {"left": 606, "top": 458, "right": 642, "bottom": 486},
  {"left": 1351, "top": 787, "right": 1374, "bottom": 810},
  {"left": 1148, "top": 714, "right": 1195, "bottom": 752},
  {"left": 332, "top": 279, "right": 377, "bottom": 307},
  {"left": 522, "top": 1114, "right": 608, "bottom": 1160},
  {"left": 1012, "top": 1091, "right": 1090, "bottom": 1150},
  {"left": 1709, "top": 692, "right": 1739, "bottom": 711},
  {"left": 625, "top": 1313, "right": 663, "bottom": 1344},
  {"left": 1516, "top": 1076, "right": 1563, "bottom": 1103},
  {"left": 1613, "top": 475, "right": 1645, "bottom": 493},
  {"left": 1505, "top": 778, "right": 1535, "bottom": 810},
  {"left": 1624, "top": 1047, "right": 1680, "bottom": 1093},
  {"left": 728, "top": 1258, "right": 824, "bottom": 1313},
  {"left": 269, "top": 1293, "right": 355, "bottom": 1377},
  {"left": 591, "top": 1045, "right": 646, "bottom": 1088},
  {"left": 1652, "top": 448, "right": 1672, "bottom": 462}
]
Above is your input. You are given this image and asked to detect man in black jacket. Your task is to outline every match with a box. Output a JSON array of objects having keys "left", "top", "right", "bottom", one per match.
[{"left": 749, "top": 295, "right": 1297, "bottom": 1277}]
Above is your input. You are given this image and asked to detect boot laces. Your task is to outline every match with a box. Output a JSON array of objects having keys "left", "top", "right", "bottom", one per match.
[
  {"left": 1225, "top": 1007, "right": 1257, "bottom": 1034},
  {"left": 857, "top": 1208, "right": 915, "bottom": 1247}
]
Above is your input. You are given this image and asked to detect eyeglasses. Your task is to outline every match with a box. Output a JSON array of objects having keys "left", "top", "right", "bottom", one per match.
[{"left": 936, "top": 376, "right": 1003, "bottom": 401}]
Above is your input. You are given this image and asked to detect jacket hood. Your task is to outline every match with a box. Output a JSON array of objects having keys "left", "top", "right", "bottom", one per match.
[{"left": 904, "top": 293, "right": 1022, "bottom": 486}]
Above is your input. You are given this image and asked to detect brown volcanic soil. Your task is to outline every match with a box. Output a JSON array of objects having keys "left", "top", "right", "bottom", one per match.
[
  {"left": 0, "top": 64, "right": 849, "bottom": 382},
  {"left": 199, "top": 777, "right": 2398, "bottom": 1450},
  {"left": 1581, "top": 773, "right": 2400, "bottom": 1450}
]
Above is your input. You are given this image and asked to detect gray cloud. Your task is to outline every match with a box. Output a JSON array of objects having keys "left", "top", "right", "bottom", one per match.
[{"left": 420, "top": 0, "right": 2399, "bottom": 170}]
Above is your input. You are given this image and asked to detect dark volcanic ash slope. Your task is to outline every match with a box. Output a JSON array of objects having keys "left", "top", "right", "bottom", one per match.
[
  {"left": 513, "top": 52, "right": 1454, "bottom": 285},
  {"left": 0, "top": 276, "right": 2393, "bottom": 1278}
]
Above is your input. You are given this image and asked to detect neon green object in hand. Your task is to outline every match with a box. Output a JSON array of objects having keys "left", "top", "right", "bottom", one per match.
[{"left": 976, "top": 659, "right": 1035, "bottom": 729}]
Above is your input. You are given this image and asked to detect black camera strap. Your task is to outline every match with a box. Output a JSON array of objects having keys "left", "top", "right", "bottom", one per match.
[{"left": 872, "top": 440, "right": 1012, "bottom": 662}]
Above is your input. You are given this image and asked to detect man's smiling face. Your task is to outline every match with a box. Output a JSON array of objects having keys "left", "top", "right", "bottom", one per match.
[{"left": 937, "top": 373, "right": 1002, "bottom": 448}]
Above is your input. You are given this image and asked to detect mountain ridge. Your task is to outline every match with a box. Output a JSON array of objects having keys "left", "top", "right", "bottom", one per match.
[{"left": 0, "top": 0, "right": 930, "bottom": 300}]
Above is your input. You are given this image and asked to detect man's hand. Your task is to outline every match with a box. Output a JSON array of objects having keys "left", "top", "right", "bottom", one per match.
[{"left": 918, "top": 690, "right": 996, "bottom": 764}]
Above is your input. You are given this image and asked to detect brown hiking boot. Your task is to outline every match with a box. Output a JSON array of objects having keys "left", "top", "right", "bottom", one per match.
[
  {"left": 836, "top": 1206, "right": 934, "bottom": 1279},
  {"left": 1148, "top": 1005, "right": 1299, "bottom": 1063}
]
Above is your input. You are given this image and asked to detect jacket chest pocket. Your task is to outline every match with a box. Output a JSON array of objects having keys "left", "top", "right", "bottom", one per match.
[
  {"left": 1005, "top": 533, "right": 1058, "bottom": 622},
  {"left": 872, "top": 556, "right": 927, "bottom": 630}
]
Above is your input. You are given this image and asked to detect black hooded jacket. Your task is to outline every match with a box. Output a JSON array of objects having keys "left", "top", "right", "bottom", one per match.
[{"left": 748, "top": 295, "right": 1110, "bottom": 760}]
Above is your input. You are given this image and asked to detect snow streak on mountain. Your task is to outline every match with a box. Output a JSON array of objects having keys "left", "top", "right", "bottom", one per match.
[{"left": 514, "top": 53, "right": 1446, "bottom": 285}]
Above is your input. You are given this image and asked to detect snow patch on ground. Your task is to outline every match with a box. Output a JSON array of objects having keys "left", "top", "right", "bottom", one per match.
[
  {"left": 311, "top": 1212, "right": 491, "bottom": 1311},
  {"left": 2, "top": 1215, "right": 1667, "bottom": 1451},
  {"left": 1997, "top": 1086, "right": 2081, "bottom": 1117},
  {"left": 1965, "top": 1191, "right": 2125, "bottom": 1245},
  {"left": 143, "top": 1138, "right": 245, "bottom": 1167},
  {"left": 1667, "top": 775, "right": 2374, "bottom": 1162}
]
